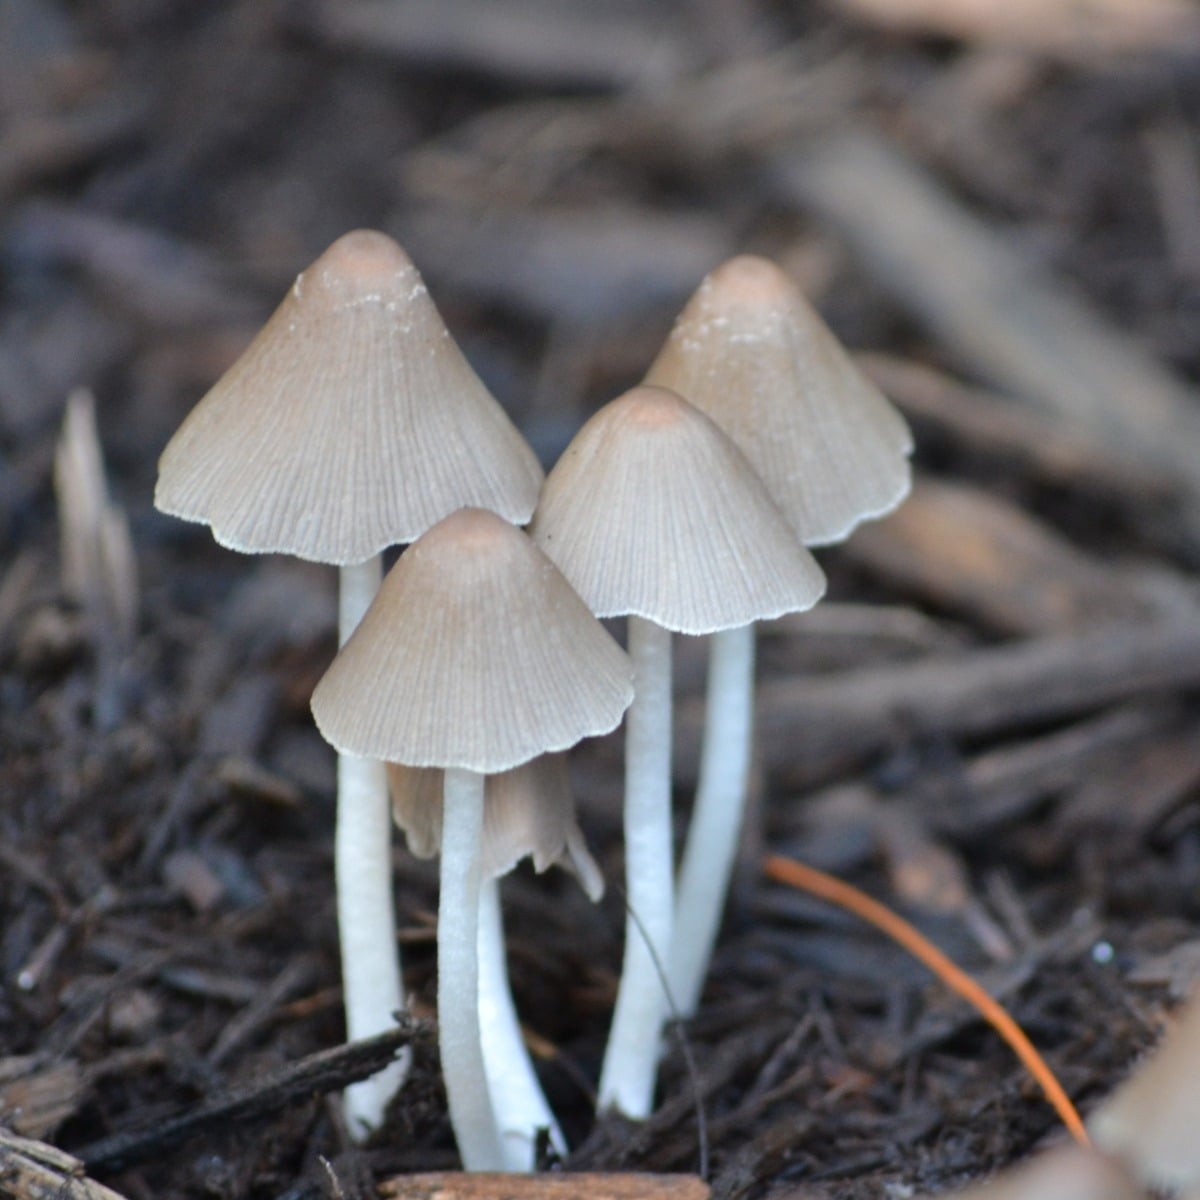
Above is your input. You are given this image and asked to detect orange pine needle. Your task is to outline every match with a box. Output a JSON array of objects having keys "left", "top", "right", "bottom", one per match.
[{"left": 762, "top": 853, "right": 1090, "bottom": 1147}]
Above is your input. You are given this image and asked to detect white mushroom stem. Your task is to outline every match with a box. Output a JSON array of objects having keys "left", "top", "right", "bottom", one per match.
[
  {"left": 478, "top": 877, "right": 567, "bottom": 1169},
  {"left": 441, "top": 767, "right": 505, "bottom": 1170},
  {"left": 337, "top": 554, "right": 409, "bottom": 1137},
  {"left": 598, "top": 616, "right": 674, "bottom": 1119},
  {"left": 670, "top": 621, "right": 756, "bottom": 1017}
]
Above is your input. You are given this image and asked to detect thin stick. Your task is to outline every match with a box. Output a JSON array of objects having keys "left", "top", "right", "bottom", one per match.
[{"left": 762, "top": 854, "right": 1089, "bottom": 1147}]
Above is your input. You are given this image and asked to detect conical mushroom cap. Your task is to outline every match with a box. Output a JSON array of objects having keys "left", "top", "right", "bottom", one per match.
[
  {"left": 311, "top": 508, "right": 634, "bottom": 773},
  {"left": 1090, "top": 988, "right": 1200, "bottom": 1191},
  {"left": 934, "top": 1145, "right": 1139, "bottom": 1200},
  {"left": 645, "top": 254, "right": 912, "bottom": 546},
  {"left": 387, "top": 754, "right": 604, "bottom": 900},
  {"left": 530, "top": 385, "right": 826, "bottom": 635},
  {"left": 155, "top": 230, "right": 543, "bottom": 564}
]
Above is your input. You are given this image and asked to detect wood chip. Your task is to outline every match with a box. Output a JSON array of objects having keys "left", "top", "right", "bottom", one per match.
[
  {"left": 860, "top": 353, "right": 1174, "bottom": 506},
  {"left": 379, "top": 1174, "right": 710, "bottom": 1200},
  {"left": 843, "top": 477, "right": 1152, "bottom": 635},
  {"left": 0, "top": 1059, "right": 87, "bottom": 1138},
  {"left": 0, "top": 1126, "right": 129, "bottom": 1200}
]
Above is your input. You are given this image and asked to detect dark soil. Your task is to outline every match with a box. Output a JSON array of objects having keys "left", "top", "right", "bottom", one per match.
[{"left": 3, "top": 2, "right": 1200, "bottom": 1198}]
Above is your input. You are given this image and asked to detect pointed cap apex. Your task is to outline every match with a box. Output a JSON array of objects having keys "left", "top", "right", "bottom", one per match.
[
  {"left": 646, "top": 255, "right": 913, "bottom": 546},
  {"left": 531, "top": 385, "right": 825, "bottom": 634},
  {"left": 154, "top": 232, "right": 543, "bottom": 563},
  {"left": 705, "top": 254, "right": 795, "bottom": 305},
  {"left": 312, "top": 509, "right": 634, "bottom": 772}
]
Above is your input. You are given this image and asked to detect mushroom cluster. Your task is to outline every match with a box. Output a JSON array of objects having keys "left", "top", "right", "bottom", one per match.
[{"left": 154, "top": 234, "right": 912, "bottom": 1168}]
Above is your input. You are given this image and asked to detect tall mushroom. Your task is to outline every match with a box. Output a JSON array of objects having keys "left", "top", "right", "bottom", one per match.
[
  {"left": 531, "top": 384, "right": 825, "bottom": 1118},
  {"left": 388, "top": 754, "right": 602, "bottom": 1169},
  {"left": 154, "top": 230, "right": 543, "bottom": 1133},
  {"left": 645, "top": 254, "right": 912, "bottom": 1016},
  {"left": 311, "top": 508, "right": 634, "bottom": 1169}
]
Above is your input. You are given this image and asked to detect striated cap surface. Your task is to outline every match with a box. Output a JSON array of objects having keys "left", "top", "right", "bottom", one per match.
[
  {"left": 531, "top": 385, "right": 825, "bottom": 635},
  {"left": 155, "top": 230, "right": 543, "bottom": 564},
  {"left": 311, "top": 508, "right": 633, "bottom": 773},
  {"left": 645, "top": 254, "right": 912, "bottom": 546},
  {"left": 387, "top": 754, "right": 604, "bottom": 900}
]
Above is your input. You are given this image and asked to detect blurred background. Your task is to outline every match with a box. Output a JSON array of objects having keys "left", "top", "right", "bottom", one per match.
[{"left": 5, "top": 0, "right": 1200, "bottom": 509}]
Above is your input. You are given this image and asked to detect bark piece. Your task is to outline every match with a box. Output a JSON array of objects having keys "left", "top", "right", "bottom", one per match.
[
  {"left": 380, "top": 1174, "right": 710, "bottom": 1200},
  {"left": 0, "top": 1127, "right": 129, "bottom": 1200}
]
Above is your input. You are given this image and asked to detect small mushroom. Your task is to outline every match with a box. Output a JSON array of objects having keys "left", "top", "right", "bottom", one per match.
[
  {"left": 1090, "top": 986, "right": 1200, "bottom": 1192},
  {"left": 154, "top": 229, "right": 543, "bottom": 1135},
  {"left": 312, "top": 508, "right": 633, "bottom": 1170},
  {"left": 645, "top": 254, "right": 913, "bottom": 1017},
  {"left": 531, "top": 384, "right": 824, "bottom": 1118},
  {"left": 388, "top": 755, "right": 601, "bottom": 1169}
]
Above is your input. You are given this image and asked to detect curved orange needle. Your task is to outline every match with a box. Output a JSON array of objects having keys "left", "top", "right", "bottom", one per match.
[{"left": 762, "top": 853, "right": 1089, "bottom": 1147}]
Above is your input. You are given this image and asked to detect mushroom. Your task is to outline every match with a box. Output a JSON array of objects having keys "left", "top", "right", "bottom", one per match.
[
  {"left": 645, "top": 254, "right": 912, "bottom": 1016},
  {"left": 1089, "top": 986, "right": 1200, "bottom": 1193},
  {"left": 929, "top": 1144, "right": 1140, "bottom": 1200},
  {"left": 311, "top": 508, "right": 633, "bottom": 1170},
  {"left": 388, "top": 755, "right": 602, "bottom": 1169},
  {"left": 154, "top": 229, "right": 543, "bottom": 1134},
  {"left": 530, "top": 384, "right": 825, "bottom": 1118}
]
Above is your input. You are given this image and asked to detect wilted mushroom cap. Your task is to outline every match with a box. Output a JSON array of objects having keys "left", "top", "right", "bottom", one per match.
[
  {"left": 387, "top": 754, "right": 604, "bottom": 900},
  {"left": 155, "top": 230, "right": 543, "bottom": 564},
  {"left": 530, "top": 384, "right": 825, "bottom": 636},
  {"left": 933, "top": 1145, "right": 1139, "bottom": 1200},
  {"left": 645, "top": 254, "right": 912, "bottom": 546},
  {"left": 311, "top": 508, "right": 634, "bottom": 773},
  {"left": 1090, "top": 988, "right": 1200, "bottom": 1191}
]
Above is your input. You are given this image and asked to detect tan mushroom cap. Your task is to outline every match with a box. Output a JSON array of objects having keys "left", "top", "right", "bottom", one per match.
[
  {"left": 1090, "top": 988, "right": 1200, "bottom": 1191},
  {"left": 530, "top": 384, "right": 826, "bottom": 636},
  {"left": 387, "top": 755, "right": 604, "bottom": 900},
  {"left": 155, "top": 230, "right": 543, "bottom": 564},
  {"left": 311, "top": 508, "right": 634, "bottom": 773},
  {"left": 645, "top": 254, "right": 913, "bottom": 546},
  {"left": 933, "top": 1145, "right": 1140, "bottom": 1200}
]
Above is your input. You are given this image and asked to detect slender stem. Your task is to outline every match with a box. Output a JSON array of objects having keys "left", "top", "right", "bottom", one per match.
[
  {"left": 598, "top": 616, "right": 673, "bottom": 1119},
  {"left": 670, "top": 622, "right": 756, "bottom": 1017},
  {"left": 440, "top": 768, "right": 505, "bottom": 1170},
  {"left": 336, "top": 555, "right": 409, "bottom": 1137},
  {"left": 478, "top": 877, "right": 567, "bottom": 1169},
  {"left": 339, "top": 555, "right": 382, "bottom": 644}
]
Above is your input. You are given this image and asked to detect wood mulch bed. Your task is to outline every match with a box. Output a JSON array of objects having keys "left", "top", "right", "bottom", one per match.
[{"left": 3, "top": 1, "right": 1199, "bottom": 1196}]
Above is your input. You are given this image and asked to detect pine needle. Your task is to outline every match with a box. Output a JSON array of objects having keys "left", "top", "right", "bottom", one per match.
[{"left": 762, "top": 853, "right": 1089, "bottom": 1146}]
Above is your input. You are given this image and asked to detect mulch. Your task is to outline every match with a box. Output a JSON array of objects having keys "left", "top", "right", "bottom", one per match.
[{"left": 2, "top": 1, "right": 1200, "bottom": 1197}]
